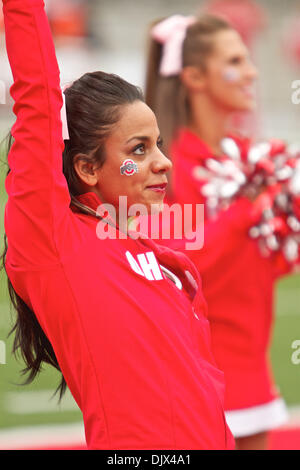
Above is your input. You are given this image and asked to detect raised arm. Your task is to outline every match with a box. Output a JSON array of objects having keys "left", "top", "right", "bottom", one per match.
[{"left": 3, "top": 0, "right": 71, "bottom": 267}]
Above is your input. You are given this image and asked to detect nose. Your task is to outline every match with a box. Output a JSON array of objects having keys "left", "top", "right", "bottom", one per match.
[
  {"left": 245, "top": 61, "right": 258, "bottom": 81},
  {"left": 152, "top": 148, "right": 173, "bottom": 173}
]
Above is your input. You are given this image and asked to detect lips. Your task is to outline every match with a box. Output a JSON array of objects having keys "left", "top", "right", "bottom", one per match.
[
  {"left": 146, "top": 182, "right": 168, "bottom": 191},
  {"left": 241, "top": 85, "right": 255, "bottom": 97}
]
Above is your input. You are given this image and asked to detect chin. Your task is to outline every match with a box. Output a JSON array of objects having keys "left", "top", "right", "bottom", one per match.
[
  {"left": 229, "top": 103, "right": 255, "bottom": 114},
  {"left": 239, "top": 97, "right": 257, "bottom": 111}
]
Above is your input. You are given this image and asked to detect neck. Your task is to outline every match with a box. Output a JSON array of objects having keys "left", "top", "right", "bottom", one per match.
[
  {"left": 187, "top": 93, "right": 231, "bottom": 156},
  {"left": 73, "top": 193, "right": 134, "bottom": 236}
]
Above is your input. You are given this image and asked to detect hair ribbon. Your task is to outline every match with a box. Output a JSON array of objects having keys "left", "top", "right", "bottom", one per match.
[
  {"left": 151, "top": 15, "right": 195, "bottom": 77},
  {"left": 61, "top": 83, "right": 72, "bottom": 141}
]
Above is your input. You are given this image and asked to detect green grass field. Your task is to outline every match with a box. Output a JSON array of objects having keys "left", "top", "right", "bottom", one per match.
[
  {"left": 271, "top": 274, "right": 300, "bottom": 404},
  {"left": 0, "top": 157, "right": 299, "bottom": 431}
]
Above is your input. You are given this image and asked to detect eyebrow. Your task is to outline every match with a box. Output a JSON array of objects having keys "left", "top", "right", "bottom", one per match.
[
  {"left": 126, "top": 135, "right": 161, "bottom": 144},
  {"left": 126, "top": 136, "right": 149, "bottom": 144}
]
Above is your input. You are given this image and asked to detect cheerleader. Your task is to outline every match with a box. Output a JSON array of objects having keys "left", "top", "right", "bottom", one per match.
[
  {"left": 145, "top": 14, "right": 294, "bottom": 450},
  {"left": 1, "top": 0, "right": 234, "bottom": 450}
]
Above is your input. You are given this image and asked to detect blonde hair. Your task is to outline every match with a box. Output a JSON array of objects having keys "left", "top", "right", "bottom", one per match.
[{"left": 145, "top": 14, "right": 232, "bottom": 154}]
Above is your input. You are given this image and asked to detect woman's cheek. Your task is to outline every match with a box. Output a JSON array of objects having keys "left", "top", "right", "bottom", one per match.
[{"left": 221, "top": 67, "right": 241, "bottom": 83}]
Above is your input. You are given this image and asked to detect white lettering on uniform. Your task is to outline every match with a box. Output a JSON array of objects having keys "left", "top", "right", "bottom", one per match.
[
  {"left": 137, "top": 252, "right": 163, "bottom": 281},
  {"left": 126, "top": 251, "right": 145, "bottom": 277},
  {"left": 125, "top": 250, "right": 163, "bottom": 281}
]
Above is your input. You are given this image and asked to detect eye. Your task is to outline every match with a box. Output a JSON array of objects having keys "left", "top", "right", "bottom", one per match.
[
  {"left": 228, "top": 56, "right": 242, "bottom": 65},
  {"left": 132, "top": 143, "right": 145, "bottom": 155},
  {"left": 157, "top": 137, "right": 163, "bottom": 149}
]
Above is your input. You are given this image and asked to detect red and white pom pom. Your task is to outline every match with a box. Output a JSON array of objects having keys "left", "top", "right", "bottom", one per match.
[{"left": 199, "top": 137, "right": 300, "bottom": 263}]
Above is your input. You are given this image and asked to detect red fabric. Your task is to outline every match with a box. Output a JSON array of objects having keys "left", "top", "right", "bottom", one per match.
[
  {"left": 161, "top": 128, "right": 289, "bottom": 411},
  {"left": 268, "top": 428, "right": 300, "bottom": 450},
  {"left": 3, "top": 0, "right": 234, "bottom": 450}
]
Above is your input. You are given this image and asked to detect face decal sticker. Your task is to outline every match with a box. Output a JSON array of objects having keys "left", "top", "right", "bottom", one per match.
[
  {"left": 120, "top": 159, "right": 139, "bottom": 176},
  {"left": 222, "top": 67, "right": 241, "bottom": 83}
]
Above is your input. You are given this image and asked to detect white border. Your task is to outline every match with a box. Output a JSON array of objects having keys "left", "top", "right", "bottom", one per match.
[{"left": 225, "top": 397, "right": 289, "bottom": 437}]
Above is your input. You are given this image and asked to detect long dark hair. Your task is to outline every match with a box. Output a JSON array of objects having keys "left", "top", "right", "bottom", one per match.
[{"left": 1, "top": 71, "right": 144, "bottom": 399}]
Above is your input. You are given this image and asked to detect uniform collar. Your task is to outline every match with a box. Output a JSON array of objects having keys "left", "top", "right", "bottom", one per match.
[
  {"left": 72, "top": 191, "right": 139, "bottom": 234},
  {"left": 74, "top": 191, "right": 103, "bottom": 212},
  {"left": 172, "top": 128, "right": 214, "bottom": 161}
]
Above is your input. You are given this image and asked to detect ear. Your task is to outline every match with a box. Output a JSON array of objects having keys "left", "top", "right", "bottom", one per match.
[
  {"left": 73, "top": 154, "right": 100, "bottom": 187},
  {"left": 180, "top": 66, "right": 206, "bottom": 93}
]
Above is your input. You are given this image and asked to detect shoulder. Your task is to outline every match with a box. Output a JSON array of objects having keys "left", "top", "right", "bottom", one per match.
[{"left": 171, "top": 128, "right": 211, "bottom": 162}]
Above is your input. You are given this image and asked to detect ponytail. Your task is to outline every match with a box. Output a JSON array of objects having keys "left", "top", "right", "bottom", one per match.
[
  {"left": 145, "top": 14, "right": 232, "bottom": 155},
  {"left": 145, "top": 20, "right": 187, "bottom": 155}
]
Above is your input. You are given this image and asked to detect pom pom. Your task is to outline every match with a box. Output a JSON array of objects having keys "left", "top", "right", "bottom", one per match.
[{"left": 199, "top": 137, "right": 300, "bottom": 264}]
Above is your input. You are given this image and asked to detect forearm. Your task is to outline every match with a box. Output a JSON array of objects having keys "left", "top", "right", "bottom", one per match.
[
  {"left": 4, "top": 0, "right": 63, "bottom": 155},
  {"left": 3, "top": 0, "right": 71, "bottom": 266}
]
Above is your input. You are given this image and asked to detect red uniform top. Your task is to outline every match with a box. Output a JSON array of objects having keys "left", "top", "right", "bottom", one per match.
[
  {"left": 166, "top": 128, "right": 291, "bottom": 411},
  {"left": 3, "top": 0, "right": 234, "bottom": 450}
]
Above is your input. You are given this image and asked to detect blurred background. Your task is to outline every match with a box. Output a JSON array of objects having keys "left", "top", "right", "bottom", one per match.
[{"left": 0, "top": 0, "right": 299, "bottom": 450}]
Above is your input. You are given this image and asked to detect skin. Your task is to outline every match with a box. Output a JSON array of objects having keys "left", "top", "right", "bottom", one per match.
[
  {"left": 199, "top": 28, "right": 258, "bottom": 112},
  {"left": 235, "top": 432, "right": 269, "bottom": 451},
  {"left": 181, "top": 28, "right": 258, "bottom": 155},
  {"left": 74, "top": 100, "right": 172, "bottom": 224},
  {"left": 182, "top": 29, "right": 268, "bottom": 450}
]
